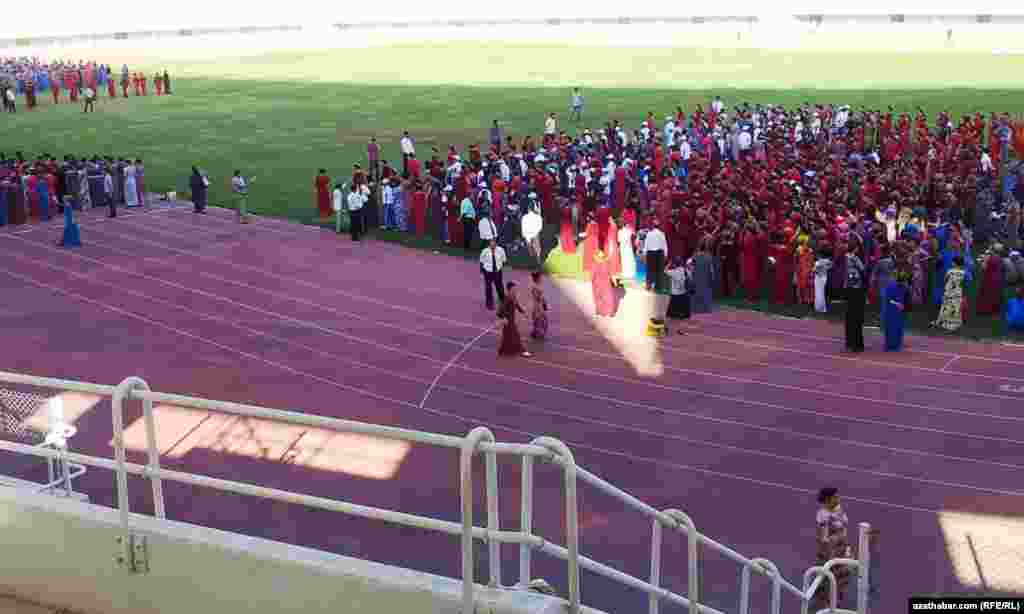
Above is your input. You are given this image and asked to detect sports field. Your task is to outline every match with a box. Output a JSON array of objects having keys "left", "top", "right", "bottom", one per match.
[{"left": 5, "top": 38, "right": 1024, "bottom": 229}]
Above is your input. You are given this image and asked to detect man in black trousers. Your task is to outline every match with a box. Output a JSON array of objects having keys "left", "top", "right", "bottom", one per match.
[{"left": 480, "top": 239, "right": 507, "bottom": 310}]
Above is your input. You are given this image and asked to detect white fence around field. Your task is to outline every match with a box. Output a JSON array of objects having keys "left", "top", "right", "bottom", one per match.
[{"left": 0, "top": 370, "right": 872, "bottom": 614}]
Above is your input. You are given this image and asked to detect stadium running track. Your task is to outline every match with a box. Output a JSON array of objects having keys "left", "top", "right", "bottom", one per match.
[{"left": 2, "top": 200, "right": 1024, "bottom": 613}]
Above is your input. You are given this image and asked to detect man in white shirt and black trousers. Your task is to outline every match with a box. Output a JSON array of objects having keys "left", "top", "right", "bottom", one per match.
[
  {"left": 642, "top": 220, "right": 668, "bottom": 292},
  {"left": 347, "top": 183, "right": 371, "bottom": 241},
  {"left": 480, "top": 239, "right": 507, "bottom": 310}
]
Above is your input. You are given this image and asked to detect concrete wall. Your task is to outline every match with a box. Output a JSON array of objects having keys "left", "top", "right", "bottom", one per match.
[{"left": 0, "top": 488, "right": 598, "bottom": 614}]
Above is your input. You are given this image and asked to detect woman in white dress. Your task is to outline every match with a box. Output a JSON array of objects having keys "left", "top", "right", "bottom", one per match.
[
  {"left": 124, "top": 163, "right": 138, "bottom": 208},
  {"left": 618, "top": 223, "right": 636, "bottom": 281}
]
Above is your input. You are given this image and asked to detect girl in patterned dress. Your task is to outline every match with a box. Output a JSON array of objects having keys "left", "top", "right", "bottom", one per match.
[
  {"left": 528, "top": 271, "right": 549, "bottom": 341},
  {"left": 933, "top": 256, "right": 966, "bottom": 332},
  {"left": 813, "top": 487, "right": 852, "bottom": 611}
]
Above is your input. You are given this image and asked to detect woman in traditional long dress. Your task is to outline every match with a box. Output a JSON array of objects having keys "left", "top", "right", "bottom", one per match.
[
  {"left": 883, "top": 277, "right": 908, "bottom": 351},
  {"left": 124, "top": 163, "right": 139, "bottom": 208},
  {"left": 618, "top": 222, "right": 636, "bottom": 281},
  {"left": 36, "top": 172, "right": 50, "bottom": 221},
  {"left": 812, "top": 487, "right": 852, "bottom": 611},
  {"left": 411, "top": 182, "right": 427, "bottom": 236},
  {"left": 691, "top": 240, "right": 716, "bottom": 314},
  {"left": 190, "top": 166, "right": 208, "bottom": 213},
  {"left": 934, "top": 256, "right": 967, "bottom": 332},
  {"left": 558, "top": 205, "right": 576, "bottom": 254},
  {"left": 315, "top": 170, "right": 331, "bottom": 219},
  {"left": 591, "top": 249, "right": 618, "bottom": 318},
  {"left": 665, "top": 257, "right": 692, "bottom": 333},
  {"left": 740, "top": 223, "right": 761, "bottom": 301},
  {"left": 813, "top": 250, "right": 833, "bottom": 313},
  {"left": 529, "top": 271, "right": 549, "bottom": 341},
  {"left": 446, "top": 188, "right": 462, "bottom": 246},
  {"left": 135, "top": 160, "right": 146, "bottom": 206},
  {"left": 497, "top": 282, "right": 531, "bottom": 358},
  {"left": 78, "top": 165, "right": 91, "bottom": 210},
  {"left": 26, "top": 172, "right": 39, "bottom": 219},
  {"left": 769, "top": 233, "right": 793, "bottom": 305},
  {"left": 975, "top": 250, "right": 1005, "bottom": 317}
]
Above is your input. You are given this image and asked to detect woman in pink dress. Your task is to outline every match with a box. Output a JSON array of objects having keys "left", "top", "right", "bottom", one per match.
[
  {"left": 497, "top": 282, "right": 531, "bottom": 358},
  {"left": 529, "top": 271, "right": 549, "bottom": 340},
  {"left": 591, "top": 249, "right": 618, "bottom": 318}
]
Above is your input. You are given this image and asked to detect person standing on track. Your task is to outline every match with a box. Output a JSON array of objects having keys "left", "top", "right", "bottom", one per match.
[
  {"left": 190, "top": 166, "right": 208, "bottom": 214},
  {"left": 231, "top": 170, "right": 250, "bottom": 223},
  {"left": 347, "top": 182, "right": 370, "bottom": 241},
  {"left": 844, "top": 238, "right": 867, "bottom": 353},
  {"left": 480, "top": 239, "right": 507, "bottom": 311}
]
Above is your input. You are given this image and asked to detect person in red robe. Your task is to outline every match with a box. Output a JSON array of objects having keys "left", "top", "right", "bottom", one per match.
[
  {"left": 559, "top": 204, "right": 576, "bottom": 254},
  {"left": 107, "top": 75, "right": 116, "bottom": 98},
  {"left": 50, "top": 76, "right": 60, "bottom": 104},
  {"left": 769, "top": 232, "right": 794, "bottom": 305},
  {"left": 740, "top": 222, "right": 762, "bottom": 301},
  {"left": 314, "top": 170, "right": 330, "bottom": 219},
  {"left": 613, "top": 164, "right": 626, "bottom": 212},
  {"left": 411, "top": 182, "right": 427, "bottom": 236},
  {"left": 491, "top": 176, "right": 506, "bottom": 227},
  {"left": 975, "top": 251, "right": 1005, "bottom": 316}
]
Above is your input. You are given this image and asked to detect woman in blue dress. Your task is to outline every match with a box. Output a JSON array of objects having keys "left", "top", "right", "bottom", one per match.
[{"left": 882, "top": 274, "right": 909, "bottom": 351}]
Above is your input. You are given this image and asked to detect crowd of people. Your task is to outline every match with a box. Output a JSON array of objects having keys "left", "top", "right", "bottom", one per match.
[
  {"left": 0, "top": 153, "right": 149, "bottom": 225},
  {"left": 1, "top": 56, "right": 172, "bottom": 112},
  {"left": 321, "top": 93, "right": 1024, "bottom": 353}
]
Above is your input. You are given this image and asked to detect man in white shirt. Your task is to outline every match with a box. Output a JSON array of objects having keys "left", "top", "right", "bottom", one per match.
[
  {"left": 711, "top": 96, "right": 724, "bottom": 115},
  {"left": 642, "top": 221, "right": 668, "bottom": 292},
  {"left": 400, "top": 131, "right": 415, "bottom": 176},
  {"left": 477, "top": 211, "right": 498, "bottom": 249},
  {"left": 981, "top": 152, "right": 994, "bottom": 174},
  {"left": 544, "top": 113, "right": 557, "bottom": 139},
  {"left": 347, "top": 183, "right": 371, "bottom": 241},
  {"left": 737, "top": 129, "right": 752, "bottom": 161},
  {"left": 479, "top": 239, "right": 507, "bottom": 310},
  {"left": 231, "top": 170, "right": 249, "bottom": 223},
  {"left": 521, "top": 200, "right": 543, "bottom": 265},
  {"left": 332, "top": 182, "right": 345, "bottom": 233}
]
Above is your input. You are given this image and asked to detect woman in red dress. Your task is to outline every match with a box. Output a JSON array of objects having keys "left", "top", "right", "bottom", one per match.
[
  {"left": 559, "top": 204, "right": 576, "bottom": 254},
  {"left": 740, "top": 221, "right": 762, "bottom": 301},
  {"left": 411, "top": 182, "right": 427, "bottom": 236},
  {"left": 975, "top": 250, "right": 1005, "bottom": 317},
  {"left": 591, "top": 249, "right": 619, "bottom": 318},
  {"left": 315, "top": 170, "right": 330, "bottom": 219},
  {"left": 769, "top": 232, "right": 794, "bottom": 305},
  {"left": 497, "top": 282, "right": 531, "bottom": 358}
]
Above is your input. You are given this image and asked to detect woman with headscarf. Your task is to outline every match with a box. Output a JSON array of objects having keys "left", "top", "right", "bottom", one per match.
[
  {"left": 976, "top": 246, "right": 1006, "bottom": 317},
  {"left": 496, "top": 281, "right": 531, "bottom": 358},
  {"left": 591, "top": 249, "right": 618, "bottom": 318},
  {"left": 124, "top": 162, "right": 138, "bottom": 208},
  {"left": 934, "top": 255, "right": 967, "bottom": 332},
  {"left": 135, "top": 159, "right": 146, "bottom": 206},
  {"left": 844, "top": 237, "right": 867, "bottom": 353},
  {"left": 812, "top": 487, "right": 852, "bottom": 612},
  {"left": 190, "top": 166, "right": 208, "bottom": 213},
  {"left": 883, "top": 273, "right": 909, "bottom": 351},
  {"left": 665, "top": 256, "right": 692, "bottom": 332},
  {"left": 691, "top": 238, "right": 716, "bottom": 314}
]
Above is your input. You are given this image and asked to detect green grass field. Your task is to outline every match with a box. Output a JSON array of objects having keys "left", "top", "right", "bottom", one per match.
[{"left": 6, "top": 41, "right": 1024, "bottom": 338}]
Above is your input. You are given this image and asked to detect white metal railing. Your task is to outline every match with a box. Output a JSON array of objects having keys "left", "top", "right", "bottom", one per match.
[{"left": 0, "top": 370, "right": 873, "bottom": 614}]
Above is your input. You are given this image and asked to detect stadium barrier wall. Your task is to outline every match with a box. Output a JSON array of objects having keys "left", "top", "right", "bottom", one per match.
[
  {"left": 0, "top": 371, "right": 873, "bottom": 614},
  {"left": 0, "top": 487, "right": 591, "bottom": 614}
]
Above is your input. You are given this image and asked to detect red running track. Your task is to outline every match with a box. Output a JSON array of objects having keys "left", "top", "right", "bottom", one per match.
[{"left": 2, "top": 203, "right": 1024, "bottom": 613}]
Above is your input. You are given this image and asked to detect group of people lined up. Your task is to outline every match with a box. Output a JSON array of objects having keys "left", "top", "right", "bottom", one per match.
[
  {"left": 326, "top": 93, "right": 1024, "bottom": 350},
  {"left": 1, "top": 56, "right": 172, "bottom": 112},
  {"left": 0, "top": 152, "right": 148, "bottom": 226}
]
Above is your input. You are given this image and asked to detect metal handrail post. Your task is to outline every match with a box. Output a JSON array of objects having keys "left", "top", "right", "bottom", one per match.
[
  {"left": 519, "top": 453, "right": 534, "bottom": 587},
  {"left": 460, "top": 427, "right": 496, "bottom": 614},
  {"left": 857, "top": 523, "right": 871, "bottom": 614},
  {"left": 739, "top": 558, "right": 781, "bottom": 614},
  {"left": 649, "top": 517, "right": 662, "bottom": 614},
  {"left": 112, "top": 377, "right": 165, "bottom": 523},
  {"left": 529, "top": 437, "right": 579, "bottom": 614},
  {"left": 485, "top": 440, "right": 501, "bottom": 588},
  {"left": 802, "top": 567, "right": 838, "bottom": 614},
  {"left": 662, "top": 509, "right": 699, "bottom": 614}
]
